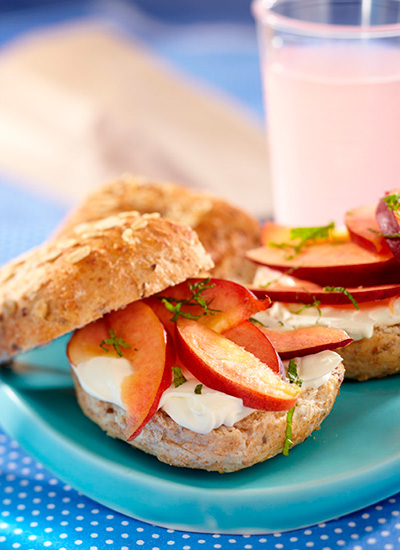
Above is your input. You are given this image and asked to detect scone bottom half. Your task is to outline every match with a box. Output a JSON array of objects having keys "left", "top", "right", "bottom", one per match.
[{"left": 67, "top": 276, "right": 348, "bottom": 472}]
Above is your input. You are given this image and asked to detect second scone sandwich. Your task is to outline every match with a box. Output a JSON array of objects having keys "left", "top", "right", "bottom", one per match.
[{"left": 0, "top": 211, "right": 350, "bottom": 472}]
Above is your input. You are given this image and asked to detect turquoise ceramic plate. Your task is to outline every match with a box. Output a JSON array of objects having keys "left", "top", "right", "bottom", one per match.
[{"left": 0, "top": 336, "right": 399, "bottom": 534}]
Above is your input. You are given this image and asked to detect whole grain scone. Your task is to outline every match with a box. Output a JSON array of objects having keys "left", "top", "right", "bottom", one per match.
[
  {"left": 57, "top": 175, "right": 261, "bottom": 283},
  {"left": 338, "top": 324, "right": 400, "bottom": 380},
  {"left": 71, "top": 364, "right": 344, "bottom": 473},
  {"left": 0, "top": 212, "right": 213, "bottom": 361}
]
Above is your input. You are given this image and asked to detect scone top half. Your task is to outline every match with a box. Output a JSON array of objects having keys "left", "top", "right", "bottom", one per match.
[{"left": 0, "top": 211, "right": 213, "bottom": 362}]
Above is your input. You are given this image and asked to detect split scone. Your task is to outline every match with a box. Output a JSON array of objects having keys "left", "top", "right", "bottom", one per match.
[
  {"left": 56, "top": 174, "right": 262, "bottom": 283},
  {"left": 0, "top": 212, "right": 348, "bottom": 472},
  {"left": 247, "top": 191, "right": 400, "bottom": 380}
]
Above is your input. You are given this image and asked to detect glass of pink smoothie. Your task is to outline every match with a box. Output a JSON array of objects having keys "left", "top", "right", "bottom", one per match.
[{"left": 252, "top": 0, "right": 400, "bottom": 225}]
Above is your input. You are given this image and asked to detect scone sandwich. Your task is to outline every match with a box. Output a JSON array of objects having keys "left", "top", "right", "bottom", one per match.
[
  {"left": 56, "top": 174, "right": 262, "bottom": 283},
  {"left": 247, "top": 190, "right": 400, "bottom": 381},
  {"left": 0, "top": 210, "right": 350, "bottom": 472}
]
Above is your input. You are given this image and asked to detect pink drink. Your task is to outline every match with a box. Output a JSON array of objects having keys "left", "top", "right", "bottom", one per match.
[{"left": 265, "top": 44, "right": 400, "bottom": 226}]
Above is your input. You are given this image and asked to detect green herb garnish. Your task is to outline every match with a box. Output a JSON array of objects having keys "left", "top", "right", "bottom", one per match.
[
  {"left": 293, "top": 295, "right": 321, "bottom": 317},
  {"left": 99, "top": 329, "right": 131, "bottom": 357},
  {"left": 323, "top": 287, "right": 359, "bottom": 310},
  {"left": 283, "top": 360, "right": 302, "bottom": 456},
  {"left": 249, "top": 317, "right": 266, "bottom": 327},
  {"left": 172, "top": 366, "right": 187, "bottom": 388},
  {"left": 368, "top": 227, "right": 400, "bottom": 239},
  {"left": 194, "top": 384, "right": 203, "bottom": 395},
  {"left": 159, "top": 278, "right": 222, "bottom": 322},
  {"left": 383, "top": 193, "right": 400, "bottom": 211},
  {"left": 287, "top": 359, "right": 303, "bottom": 387},
  {"left": 269, "top": 222, "right": 335, "bottom": 259},
  {"left": 282, "top": 407, "right": 295, "bottom": 456}
]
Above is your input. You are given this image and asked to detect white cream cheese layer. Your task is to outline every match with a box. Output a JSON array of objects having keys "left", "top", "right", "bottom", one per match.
[
  {"left": 254, "top": 266, "right": 400, "bottom": 340},
  {"left": 71, "top": 357, "right": 132, "bottom": 408},
  {"left": 284, "top": 351, "right": 342, "bottom": 389},
  {"left": 158, "top": 379, "right": 255, "bottom": 434},
  {"left": 70, "top": 348, "right": 339, "bottom": 434}
]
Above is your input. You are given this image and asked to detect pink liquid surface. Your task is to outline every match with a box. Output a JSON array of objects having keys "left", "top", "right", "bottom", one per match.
[{"left": 265, "top": 44, "right": 400, "bottom": 226}]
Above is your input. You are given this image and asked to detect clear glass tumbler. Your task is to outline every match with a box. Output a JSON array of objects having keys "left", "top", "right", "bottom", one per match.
[{"left": 252, "top": 0, "right": 400, "bottom": 226}]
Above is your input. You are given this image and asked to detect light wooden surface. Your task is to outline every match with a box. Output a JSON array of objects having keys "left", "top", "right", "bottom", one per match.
[{"left": 0, "top": 23, "right": 272, "bottom": 218}]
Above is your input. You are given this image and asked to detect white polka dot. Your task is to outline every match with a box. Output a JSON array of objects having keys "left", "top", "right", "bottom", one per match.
[
  {"left": 121, "top": 534, "right": 129, "bottom": 538},
  {"left": 121, "top": 521, "right": 129, "bottom": 526},
  {"left": 137, "top": 527, "right": 144, "bottom": 532},
  {"left": 59, "top": 534, "right": 68, "bottom": 539},
  {"left": 28, "top": 535, "right": 37, "bottom": 541},
  {"left": 74, "top": 541, "right": 83, "bottom": 546},
  {"left": 44, "top": 543, "right": 52, "bottom": 548},
  {"left": 136, "top": 542, "right": 145, "bottom": 547},
  {"left": 367, "top": 539, "right": 377, "bottom": 545},
  {"left": 152, "top": 534, "right": 160, "bottom": 539},
  {"left": 105, "top": 541, "right": 113, "bottom": 545},
  {"left": 13, "top": 528, "right": 22, "bottom": 535},
  {"left": 90, "top": 534, "right": 98, "bottom": 539}
]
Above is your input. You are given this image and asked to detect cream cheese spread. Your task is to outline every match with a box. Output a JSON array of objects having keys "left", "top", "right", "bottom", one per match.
[
  {"left": 254, "top": 266, "right": 400, "bottom": 340},
  {"left": 70, "top": 347, "right": 339, "bottom": 434}
]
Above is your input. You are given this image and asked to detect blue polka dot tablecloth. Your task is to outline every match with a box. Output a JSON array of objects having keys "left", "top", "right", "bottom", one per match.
[
  {"left": 0, "top": 427, "right": 400, "bottom": 550},
  {"left": 0, "top": 179, "right": 399, "bottom": 550}
]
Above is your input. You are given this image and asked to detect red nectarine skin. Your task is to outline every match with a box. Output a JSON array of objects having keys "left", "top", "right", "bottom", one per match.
[
  {"left": 345, "top": 204, "right": 389, "bottom": 254},
  {"left": 249, "top": 283, "right": 400, "bottom": 305},
  {"left": 175, "top": 318, "right": 301, "bottom": 411},
  {"left": 68, "top": 301, "right": 172, "bottom": 440},
  {"left": 258, "top": 326, "right": 353, "bottom": 360},
  {"left": 246, "top": 241, "right": 399, "bottom": 287},
  {"left": 223, "top": 320, "right": 282, "bottom": 374},
  {"left": 376, "top": 196, "right": 400, "bottom": 264}
]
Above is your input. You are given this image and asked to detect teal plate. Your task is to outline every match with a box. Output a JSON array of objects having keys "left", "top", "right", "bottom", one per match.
[{"left": 0, "top": 336, "right": 399, "bottom": 534}]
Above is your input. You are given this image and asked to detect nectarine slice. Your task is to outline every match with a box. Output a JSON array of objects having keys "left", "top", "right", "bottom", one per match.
[
  {"left": 246, "top": 241, "right": 399, "bottom": 287},
  {"left": 152, "top": 278, "right": 271, "bottom": 334},
  {"left": 258, "top": 326, "right": 352, "bottom": 360},
  {"left": 345, "top": 204, "right": 389, "bottom": 254},
  {"left": 175, "top": 318, "right": 301, "bottom": 411},
  {"left": 223, "top": 320, "right": 282, "bottom": 374},
  {"left": 249, "top": 282, "right": 400, "bottom": 305},
  {"left": 68, "top": 301, "right": 173, "bottom": 440}
]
